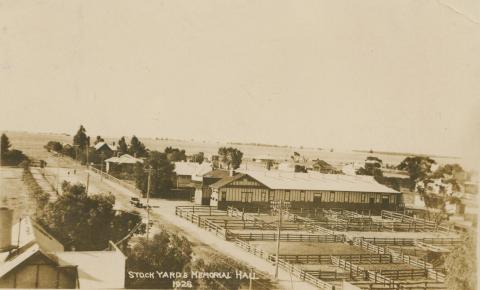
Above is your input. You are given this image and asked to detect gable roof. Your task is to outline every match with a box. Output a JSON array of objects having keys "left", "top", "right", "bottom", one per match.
[
  {"left": 0, "top": 244, "right": 59, "bottom": 279},
  {"left": 11, "top": 217, "right": 64, "bottom": 252},
  {"left": 94, "top": 142, "right": 115, "bottom": 151},
  {"left": 210, "top": 173, "right": 247, "bottom": 189},
  {"left": 210, "top": 170, "right": 399, "bottom": 194},
  {"left": 105, "top": 154, "right": 143, "bottom": 164},
  {"left": 174, "top": 162, "right": 213, "bottom": 177},
  {"left": 203, "top": 169, "right": 230, "bottom": 179}
]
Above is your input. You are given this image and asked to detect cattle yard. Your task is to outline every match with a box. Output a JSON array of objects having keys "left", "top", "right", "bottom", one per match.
[{"left": 175, "top": 205, "right": 462, "bottom": 290}]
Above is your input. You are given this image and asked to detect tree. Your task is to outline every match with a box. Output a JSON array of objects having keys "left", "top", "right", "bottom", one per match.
[
  {"left": 445, "top": 231, "right": 476, "bottom": 290},
  {"left": 193, "top": 254, "right": 249, "bottom": 290},
  {"left": 431, "top": 164, "right": 467, "bottom": 192},
  {"left": 135, "top": 151, "right": 175, "bottom": 196},
  {"left": 191, "top": 152, "right": 204, "bottom": 164},
  {"left": 1, "top": 133, "right": 27, "bottom": 166},
  {"left": 61, "top": 145, "right": 76, "bottom": 159},
  {"left": 218, "top": 147, "right": 243, "bottom": 170},
  {"left": 126, "top": 231, "right": 193, "bottom": 289},
  {"left": 129, "top": 136, "right": 147, "bottom": 157},
  {"left": 44, "top": 141, "right": 63, "bottom": 153},
  {"left": 397, "top": 156, "right": 436, "bottom": 190},
  {"left": 118, "top": 136, "right": 128, "bottom": 155},
  {"left": 39, "top": 181, "right": 143, "bottom": 251},
  {"left": 1, "top": 133, "right": 11, "bottom": 155},
  {"left": 291, "top": 151, "right": 301, "bottom": 163},
  {"left": 164, "top": 147, "right": 187, "bottom": 162},
  {"left": 73, "top": 125, "right": 89, "bottom": 148},
  {"left": 94, "top": 135, "right": 105, "bottom": 145}
]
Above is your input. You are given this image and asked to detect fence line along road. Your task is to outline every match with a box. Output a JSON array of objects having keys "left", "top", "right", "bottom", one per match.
[
  {"left": 278, "top": 253, "right": 393, "bottom": 265},
  {"left": 89, "top": 166, "right": 143, "bottom": 196}
]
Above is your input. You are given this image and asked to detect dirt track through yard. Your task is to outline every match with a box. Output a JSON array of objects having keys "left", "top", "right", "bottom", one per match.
[{"left": 251, "top": 241, "right": 369, "bottom": 255}]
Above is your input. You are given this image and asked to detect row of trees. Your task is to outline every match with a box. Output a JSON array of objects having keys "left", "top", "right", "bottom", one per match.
[{"left": 1, "top": 133, "right": 28, "bottom": 166}]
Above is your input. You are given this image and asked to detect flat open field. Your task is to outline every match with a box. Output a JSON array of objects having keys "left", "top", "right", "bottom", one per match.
[
  {"left": 250, "top": 241, "right": 368, "bottom": 255},
  {"left": 0, "top": 167, "right": 36, "bottom": 221}
]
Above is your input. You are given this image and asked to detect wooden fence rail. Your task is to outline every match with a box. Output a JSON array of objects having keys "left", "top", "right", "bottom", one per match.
[
  {"left": 89, "top": 166, "right": 143, "bottom": 195},
  {"left": 279, "top": 254, "right": 393, "bottom": 264},
  {"left": 381, "top": 211, "right": 452, "bottom": 233},
  {"left": 331, "top": 256, "right": 399, "bottom": 287},
  {"left": 229, "top": 232, "right": 345, "bottom": 242},
  {"left": 352, "top": 238, "right": 446, "bottom": 282}
]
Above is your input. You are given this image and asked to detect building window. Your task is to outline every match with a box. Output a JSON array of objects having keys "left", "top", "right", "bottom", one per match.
[
  {"left": 382, "top": 195, "right": 389, "bottom": 204},
  {"left": 221, "top": 191, "right": 226, "bottom": 201},
  {"left": 300, "top": 191, "right": 305, "bottom": 201},
  {"left": 269, "top": 191, "right": 274, "bottom": 201},
  {"left": 261, "top": 191, "right": 267, "bottom": 202},
  {"left": 361, "top": 193, "right": 366, "bottom": 203}
]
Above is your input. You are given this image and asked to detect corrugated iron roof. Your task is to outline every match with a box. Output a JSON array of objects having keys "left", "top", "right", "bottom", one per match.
[
  {"left": 174, "top": 162, "right": 212, "bottom": 176},
  {"left": 210, "top": 170, "right": 399, "bottom": 194},
  {"left": 210, "top": 173, "right": 246, "bottom": 189},
  {"left": 105, "top": 154, "right": 143, "bottom": 164},
  {"left": 94, "top": 142, "right": 115, "bottom": 151}
]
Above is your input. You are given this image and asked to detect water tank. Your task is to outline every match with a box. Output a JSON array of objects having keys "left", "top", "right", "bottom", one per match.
[{"left": 0, "top": 207, "right": 13, "bottom": 252}]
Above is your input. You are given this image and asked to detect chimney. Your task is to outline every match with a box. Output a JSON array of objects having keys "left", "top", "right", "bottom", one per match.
[{"left": 0, "top": 207, "right": 13, "bottom": 252}]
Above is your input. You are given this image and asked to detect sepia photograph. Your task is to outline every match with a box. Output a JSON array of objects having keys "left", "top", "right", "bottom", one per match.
[{"left": 0, "top": 1, "right": 479, "bottom": 289}]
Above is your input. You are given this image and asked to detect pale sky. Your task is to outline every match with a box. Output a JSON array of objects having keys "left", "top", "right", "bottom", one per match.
[{"left": 1, "top": 0, "right": 479, "bottom": 160}]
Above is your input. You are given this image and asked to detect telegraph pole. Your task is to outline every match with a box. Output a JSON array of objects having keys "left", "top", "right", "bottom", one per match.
[
  {"left": 146, "top": 167, "right": 152, "bottom": 245},
  {"left": 85, "top": 143, "right": 90, "bottom": 194},
  {"left": 274, "top": 200, "right": 283, "bottom": 279}
]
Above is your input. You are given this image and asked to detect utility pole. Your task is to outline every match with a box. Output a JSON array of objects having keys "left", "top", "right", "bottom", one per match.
[
  {"left": 100, "top": 152, "right": 105, "bottom": 181},
  {"left": 274, "top": 200, "right": 282, "bottom": 279},
  {"left": 85, "top": 143, "right": 90, "bottom": 194},
  {"left": 249, "top": 267, "right": 254, "bottom": 290},
  {"left": 146, "top": 167, "right": 152, "bottom": 246}
]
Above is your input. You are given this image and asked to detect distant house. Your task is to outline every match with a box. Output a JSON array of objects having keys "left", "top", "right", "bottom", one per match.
[
  {"left": 342, "top": 162, "right": 364, "bottom": 175},
  {"left": 193, "top": 170, "right": 230, "bottom": 205},
  {"left": 94, "top": 142, "right": 115, "bottom": 158},
  {"left": 209, "top": 170, "right": 402, "bottom": 213},
  {"left": 174, "top": 162, "right": 213, "bottom": 188},
  {"left": 104, "top": 154, "right": 143, "bottom": 173},
  {"left": 0, "top": 208, "right": 126, "bottom": 289},
  {"left": 311, "top": 159, "right": 339, "bottom": 174}
]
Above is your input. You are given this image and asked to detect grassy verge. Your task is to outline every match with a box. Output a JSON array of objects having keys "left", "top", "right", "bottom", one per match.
[{"left": 22, "top": 165, "right": 50, "bottom": 216}]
